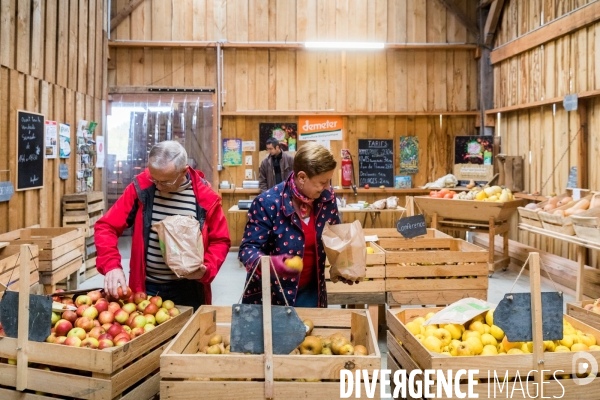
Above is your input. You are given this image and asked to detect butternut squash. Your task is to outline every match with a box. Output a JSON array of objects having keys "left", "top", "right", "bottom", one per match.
[
  {"left": 553, "top": 210, "right": 565, "bottom": 217},
  {"left": 564, "top": 199, "right": 590, "bottom": 217},
  {"left": 590, "top": 193, "right": 600, "bottom": 209},
  {"left": 556, "top": 196, "right": 573, "bottom": 207}
]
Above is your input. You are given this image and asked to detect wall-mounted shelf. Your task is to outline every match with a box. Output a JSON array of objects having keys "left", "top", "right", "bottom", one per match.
[
  {"left": 485, "top": 89, "right": 600, "bottom": 114},
  {"left": 218, "top": 189, "right": 261, "bottom": 195},
  {"left": 222, "top": 111, "right": 480, "bottom": 117}
]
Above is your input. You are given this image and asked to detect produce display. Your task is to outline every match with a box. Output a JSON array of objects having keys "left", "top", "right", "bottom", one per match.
[
  {"left": 524, "top": 194, "right": 597, "bottom": 216},
  {"left": 399, "top": 309, "right": 600, "bottom": 357},
  {"left": 428, "top": 186, "right": 515, "bottom": 202},
  {"left": 38, "top": 288, "right": 181, "bottom": 349}
]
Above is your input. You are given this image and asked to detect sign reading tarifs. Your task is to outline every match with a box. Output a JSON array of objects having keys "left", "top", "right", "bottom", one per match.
[{"left": 298, "top": 116, "right": 343, "bottom": 141}]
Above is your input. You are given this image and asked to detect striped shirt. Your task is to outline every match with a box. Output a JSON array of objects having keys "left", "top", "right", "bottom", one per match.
[{"left": 146, "top": 175, "right": 198, "bottom": 283}]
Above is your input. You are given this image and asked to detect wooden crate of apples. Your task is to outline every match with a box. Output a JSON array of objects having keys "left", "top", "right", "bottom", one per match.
[
  {"left": 0, "top": 287, "right": 192, "bottom": 399},
  {"left": 387, "top": 306, "right": 600, "bottom": 397},
  {"left": 380, "top": 237, "right": 489, "bottom": 306},
  {"left": 567, "top": 300, "right": 600, "bottom": 331},
  {"left": 160, "top": 305, "right": 380, "bottom": 399}
]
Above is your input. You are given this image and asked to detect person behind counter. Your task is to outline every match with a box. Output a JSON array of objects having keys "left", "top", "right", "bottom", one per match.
[{"left": 258, "top": 137, "right": 295, "bottom": 192}]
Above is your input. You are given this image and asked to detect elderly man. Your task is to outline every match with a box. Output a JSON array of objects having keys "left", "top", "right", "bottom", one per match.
[
  {"left": 259, "top": 137, "right": 294, "bottom": 192},
  {"left": 95, "top": 140, "right": 230, "bottom": 310}
]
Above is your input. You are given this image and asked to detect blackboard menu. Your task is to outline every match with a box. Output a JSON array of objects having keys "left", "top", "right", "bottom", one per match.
[
  {"left": 16, "top": 110, "right": 45, "bottom": 190},
  {"left": 358, "top": 139, "right": 394, "bottom": 187}
]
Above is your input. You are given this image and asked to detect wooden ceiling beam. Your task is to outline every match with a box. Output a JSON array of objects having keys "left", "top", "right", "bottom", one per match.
[
  {"left": 436, "top": 0, "right": 480, "bottom": 40},
  {"left": 480, "top": 0, "right": 495, "bottom": 7},
  {"left": 483, "top": 0, "right": 505, "bottom": 46},
  {"left": 110, "top": 0, "right": 145, "bottom": 32},
  {"left": 491, "top": 0, "right": 600, "bottom": 64}
]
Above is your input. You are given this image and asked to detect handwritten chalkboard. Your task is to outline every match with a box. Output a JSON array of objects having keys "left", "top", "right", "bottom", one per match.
[
  {"left": 16, "top": 110, "right": 45, "bottom": 190},
  {"left": 396, "top": 215, "right": 427, "bottom": 239},
  {"left": 358, "top": 139, "right": 394, "bottom": 187}
]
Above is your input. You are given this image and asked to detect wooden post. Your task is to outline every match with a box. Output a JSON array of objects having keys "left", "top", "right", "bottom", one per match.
[
  {"left": 577, "top": 100, "right": 588, "bottom": 189},
  {"left": 260, "top": 256, "right": 274, "bottom": 399},
  {"left": 576, "top": 246, "right": 585, "bottom": 302},
  {"left": 16, "top": 244, "right": 31, "bottom": 391},
  {"left": 405, "top": 196, "right": 415, "bottom": 217},
  {"left": 529, "top": 252, "right": 544, "bottom": 390}
]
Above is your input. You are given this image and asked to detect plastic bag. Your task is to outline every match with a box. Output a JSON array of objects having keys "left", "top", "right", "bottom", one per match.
[
  {"left": 369, "top": 199, "right": 387, "bottom": 210},
  {"left": 422, "top": 298, "right": 495, "bottom": 326},
  {"left": 421, "top": 174, "right": 458, "bottom": 189},
  {"left": 151, "top": 215, "right": 206, "bottom": 280},
  {"left": 386, "top": 196, "right": 398, "bottom": 209},
  {"left": 321, "top": 220, "right": 367, "bottom": 283}
]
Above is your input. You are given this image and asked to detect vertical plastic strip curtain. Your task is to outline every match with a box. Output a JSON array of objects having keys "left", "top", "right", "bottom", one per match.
[{"left": 106, "top": 94, "right": 214, "bottom": 212}]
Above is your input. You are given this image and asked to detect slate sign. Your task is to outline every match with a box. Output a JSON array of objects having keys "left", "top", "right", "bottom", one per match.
[
  {"left": 563, "top": 94, "right": 578, "bottom": 111},
  {"left": 59, "top": 164, "right": 69, "bottom": 180},
  {"left": 0, "top": 181, "right": 14, "bottom": 202},
  {"left": 16, "top": 110, "right": 45, "bottom": 191},
  {"left": 396, "top": 215, "right": 427, "bottom": 239},
  {"left": 358, "top": 139, "right": 394, "bottom": 187},
  {"left": 0, "top": 291, "right": 52, "bottom": 342}
]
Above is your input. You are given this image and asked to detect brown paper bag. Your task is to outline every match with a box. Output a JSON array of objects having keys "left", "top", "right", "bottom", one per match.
[
  {"left": 321, "top": 220, "right": 367, "bottom": 283},
  {"left": 151, "top": 215, "right": 206, "bottom": 280}
]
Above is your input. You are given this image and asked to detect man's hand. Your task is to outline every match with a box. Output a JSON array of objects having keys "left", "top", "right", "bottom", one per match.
[
  {"left": 104, "top": 269, "right": 128, "bottom": 299},
  {"left": 339, "top": 277, "right": 360, "bottom": 286},
  {"left": 185, "top": 264, "right": 207, "bottom": 280}
]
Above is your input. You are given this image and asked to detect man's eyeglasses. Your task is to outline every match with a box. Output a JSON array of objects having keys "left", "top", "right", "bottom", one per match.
[{"left": 150, "top": 169, "right": 186, "bottom": 186}]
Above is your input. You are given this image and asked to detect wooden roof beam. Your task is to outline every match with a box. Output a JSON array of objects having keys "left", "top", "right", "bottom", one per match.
[
  {"left": 483, "top": 0, "right": 505, "bottom": 46},
  {"left": 491, "top": 0, "right": 600, "bottom": 64},
  {"left": 436, "top": 0, "right": 480, "bottom": 40},
  {"left": 110, "top": 0, "right": 145, "bottom": 32}
]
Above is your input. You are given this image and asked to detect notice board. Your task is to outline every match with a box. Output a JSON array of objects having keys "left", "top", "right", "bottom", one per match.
[
  {"left": 16, "top": 110, "right": 45, "bottom": 190},
  {"left": 358, "top": 139, "right": 394, "bottom": 187}
]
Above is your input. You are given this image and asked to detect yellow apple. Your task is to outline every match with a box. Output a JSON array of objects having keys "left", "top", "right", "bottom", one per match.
[
  {"left": 420, "top": 326, "right": 426, "bottom": 335},
  {"left": 405, "top": 321, "right": 421, "bottom": 336},
  {"left": 559, "top": 335, "right": 576, "bottom": 349},
  {"left": 507, "top": 348, "right": 524, "bottom": 355},
  {"left": 448, "top": 341, "right": 460, "bottom": 356},
  {"left": 424, "top": 312, "right": 436, "bottom": 321},
  {"left": 472, "top": 314, "right": 485, "bottom": 323},
  {"left": 423, "top": 336, "right": 443, "bottom": 353},
  {"left": 502, "top": 337, "right": 523, "bottom": 352},
  {"left": 543, "top": 341, "right": 556, "bottom": 352},
  {"left": 490, "top": 325, "right": 505, "bottom": 341},
  {"left": 563, "top": 325, "right": 576, "bottom": 335},
  {"left": 284, "top": 256, "right": 304, "bottom": 271},
  {"left": 483, "top": 325, "right": 491, "bottom": 334},
  {"left": 366, "top": 247, "right": 375, "bottom": 254},
  {"left": 463, "top": 330, "right": 482, "bottom": 341},
  {"left": 578, "top": 333, "right": 597, "bottom": 347},
  {"left": 481, "top": 333, "right": 498, "bottom": 347},
  {"left": 433, "top": 328, "right": 452, "bottom": 347},
  {"left": 444, "top": 324, "right": 464, "bottom": 340},
  {"left": 496, "top": 343, "right": 504, "bottom": 353},
  {"left": 466, "top": 337, "right": 483, "bottom": 355},
  {"left": 469, "top": 321, "right": 486, "bottom": 335},
  {"left": 424, "top": 327, "right": 438, "bottom": 338},
  {"left": 456, "top": 342, "right": 474, "bottom": 356},
  {"left": 482, "top": 344, "right": 498, "bottom": 355},
  {"left": 413, "top": 317, "right": 425, "bottom": 326},
  {"left": 571, "top": 343, "right": 589, "bottom": 352},
  {"left": 415, "top": 334, "right": 426, "bottom": 343},
  {"left": 521, "top": 342, "right": 533, "bottom": 354},
  {"left": 441, "top": 351, "right": 452, "bottom": 356},
  {"left": 554, "top": 345, "right": 570, "bottom": 352},
  {"left": 485, "top": 309, "right": 494, "bottom": 326}
]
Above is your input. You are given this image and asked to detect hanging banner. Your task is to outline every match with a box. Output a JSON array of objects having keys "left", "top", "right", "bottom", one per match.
[{"left": 298, "top": 116, "right": 343, "bottom": 141}]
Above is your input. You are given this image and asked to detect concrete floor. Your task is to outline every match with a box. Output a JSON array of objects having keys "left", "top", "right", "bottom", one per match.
[{"left": 80, "top": 239, "right": 574, "bottom": 397}]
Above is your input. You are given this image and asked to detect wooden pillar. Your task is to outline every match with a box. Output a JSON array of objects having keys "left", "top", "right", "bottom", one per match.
[{"left": 577, "top": 100, "right": 588, "bottom": 189}]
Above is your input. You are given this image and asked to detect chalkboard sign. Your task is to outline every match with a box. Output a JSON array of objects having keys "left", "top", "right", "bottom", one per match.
[
  {"left": 16, "top": 110, "right": 45, "bottom": 190},
  {"left": 358, "top": 139, "right": 394, "bottom": 187},
  {"left": 396, "top": 215, "right": 427, "bottom": 239}
]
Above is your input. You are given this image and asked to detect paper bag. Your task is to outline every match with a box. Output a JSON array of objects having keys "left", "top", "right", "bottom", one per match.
[
  {"left": 151, "top": 215, "right": 206, "bottom": 280},
  {"left": 321, "top": 220, "right": 367, "bottom": 283}
]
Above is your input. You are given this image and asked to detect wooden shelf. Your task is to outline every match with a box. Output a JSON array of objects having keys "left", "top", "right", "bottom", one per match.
[
  {"left": 334, "top": 188, "right": 430, "bottom": 195},
  {"left": 485, "top": 89, "right": 600, "bottom": 114},
  {"left": 514, "top": 192, "right": 549, "bottom": 201},
  {"left": 222, "top": 111, "right": 480, "bottom": 117},
  {"left": 218, "top": 188, "right": 261, "bottom": 194}
]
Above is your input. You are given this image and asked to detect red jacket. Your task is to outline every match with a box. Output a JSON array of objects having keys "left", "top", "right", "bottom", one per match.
[{"left": 95, "top": 167, "right": 231, "bottom": 304}]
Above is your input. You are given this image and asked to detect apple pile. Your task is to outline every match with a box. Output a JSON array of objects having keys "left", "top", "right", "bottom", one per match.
[
  {"left": 197, "top": 334, "right": 231, "bottom": 355},
  {"left": 402, "top": 309, "right": 600, "bottom": 357},
  {"left": 291, "top": 319, "right": 368, "bottom": 356},
  {"left": 44, "top": 288, "right": 181, "bottom": 349}
]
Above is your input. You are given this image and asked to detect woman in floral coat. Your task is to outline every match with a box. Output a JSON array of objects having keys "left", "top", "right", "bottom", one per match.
[{"left": 238, "top": 142, "right": 349, "bottom": 307}]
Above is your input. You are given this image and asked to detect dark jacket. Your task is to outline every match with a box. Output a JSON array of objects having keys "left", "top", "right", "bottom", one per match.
[
  {"left": 238, "top": 174, "right": 341, "bottom": 307},
  {"left": 259, "top": 151, "right": 295, "bottom": 192},
  {"left": 95, "top": 167, "right": 231, "bottom": 304}
]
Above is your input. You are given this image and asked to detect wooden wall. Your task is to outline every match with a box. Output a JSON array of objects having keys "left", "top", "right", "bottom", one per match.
[{"left": 0, "top": 1, "right": 107, "bottom": 233}]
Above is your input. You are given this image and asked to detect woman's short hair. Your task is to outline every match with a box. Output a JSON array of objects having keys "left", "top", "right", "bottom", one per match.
[
  {"left": 148, "top": 140, "right": 188, "bottom": 170},
  {"left": 293, "top": 142, "right": 337, "bottom": 178}
]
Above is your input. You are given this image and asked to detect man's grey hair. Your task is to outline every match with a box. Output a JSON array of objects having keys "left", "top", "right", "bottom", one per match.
[{"left": 148, "top": 141, "right": 188, "bottom": 170}]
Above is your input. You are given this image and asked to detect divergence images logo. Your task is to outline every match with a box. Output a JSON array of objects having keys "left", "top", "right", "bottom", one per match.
[{"left": 572, "top": 351, "right": 598, "bottom": 385}]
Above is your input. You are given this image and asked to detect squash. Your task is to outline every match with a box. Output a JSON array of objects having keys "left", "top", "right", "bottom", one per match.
[
  {"left": 564, "top": 199, "right": 590, "bottom": 217},
  {"left": 590, "top": 193, "right": 600, "bottom": 209},
  {"left": 552, "top": 210, "right": 565, "bottom": 217},
  {"left": 556, "top": 196, "right": 573, "bottom": 207}
]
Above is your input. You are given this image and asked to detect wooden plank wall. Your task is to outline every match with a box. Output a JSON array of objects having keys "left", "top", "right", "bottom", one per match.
[
  {"left": 0, "top": 0, "right": 106, "bottom": 234},
  {"left": 492, "top": 1, "right": 600, "bottom": 266}
]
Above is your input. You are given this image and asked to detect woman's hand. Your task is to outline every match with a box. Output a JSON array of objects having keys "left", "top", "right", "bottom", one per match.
[
  {"left": 271, "top": 254, "right": 303, "bottom": 278},
  {"left": 339, "top": 277, "right": 360, "bottom": 285}
]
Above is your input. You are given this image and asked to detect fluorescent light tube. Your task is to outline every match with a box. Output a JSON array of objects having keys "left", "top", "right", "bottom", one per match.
[{"left": 304, "top": 42, "right": 384, "bottom": 49}]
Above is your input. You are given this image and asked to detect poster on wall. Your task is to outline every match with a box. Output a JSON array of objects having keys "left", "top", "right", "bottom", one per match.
[
  {"left": 59, "top": 123, "right": 71, "bottom": 158},
  {"left": 453, "top": 135, "right": 494, "bottom": 182},
  {"left": 222, "top": 138, "right": 243, "bottom": 166},
  {"left": 298, "top": 116, "right": 343, "bottom": 141},
  {"left": 45, "top": 120, "right": 57, "bottom": 159},
  {"left": 259, "top": 123, "right": 298, "bottom": 151},
  {"left": 399, "top": 136, "right": 419, "bottom": 174}
]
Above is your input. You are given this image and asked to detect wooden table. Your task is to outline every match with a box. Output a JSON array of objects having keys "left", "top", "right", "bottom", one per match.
[
  {"left": 518, "top": 223, "right": 600, "bottom": 301},
  {"left": 338, "top": 206, "right": 407, "bottom": 228}
]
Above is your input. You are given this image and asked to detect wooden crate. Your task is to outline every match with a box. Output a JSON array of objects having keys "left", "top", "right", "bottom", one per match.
[
  {"left": 380, "top": 237, "right": 488, "bottom": 306},
  {"left": 62, "top": 191, "right": 105, "bottom": 215},
  {"left": 62, "top": 211, "right": 103, "bottom": 238},
  {"left": 517, "top": 190, "right": 588, "bottom": 228},
  {"left": 160, "top": 305, "right": 381, "bottom": 400},
  {"left": 0, "top": 245, "right": 39, "bottom": 298},
  {"left": 567, "top": 300, "right": 600, "bottom": 331},
  {"left": 538, "top": 195, "right": 593, "bottom": 236},
  {"left": 0, "top": 306, "right": 192, "bottom": 400},
  {"left": 362, "top": 228, "right": 452, "bottom": 239},
  {"left": 572, "top": 206, "right": 600, "bottom": 243},
  {"left": 83, "top": 235, "right": 98, "bottom": 279},
  {"left": 387, "top": 307, "right": 600, "bottom": 398},
  {"left": 414, "top": 196, "right": 525, "bottom": 223}
]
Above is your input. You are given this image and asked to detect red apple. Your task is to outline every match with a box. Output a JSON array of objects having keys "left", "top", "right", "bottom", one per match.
[
  {"left": 55, "top": 336, "right": 67, "bottom": 345},
  {"left": 113, "top": 333, "right": 131, "bottom": 346},
  {"left": 114, "top": 309, "right": 129, "bottom": 324},
  {"left": 75, "top": 317, "right": 94, "bottom": 332},
  {"left": 46, "top": 333, "right": 57, "bottom": 343},
  {"left": 93, "top": 319, "right": 101, "bottom": 327},
  {"left": 143, "top": 324, "right": 155, "bottom": 333},
  {"left": 87, "top": 290, "right": 102, "bottom": 303},
  {"left": 168, "top": 308, "right": 180, "bottom": 317},
  {"left": 94, "top": 299, "right": 109, "bottom": 314},
  {"left": 117, "top": 286, "right": 133, "bottom": 301},
  {"left": 162, "top": 300, "right": 175, "bottom": 310},
  {"left": 122, "top": 325, "right": 132, "bottom": 334},
  {"left": 51, "top": 312, "right": 60, "bottom": 325},
  {"left": 108, "top": 302, "right": 121, "bottom": 313},
  {"left": 98, "top": 333, "right": 113, "bottom": 341},
  {"left": 62, "top": 310, "right": 77, "bottom": 323},
  {"left": 81, "top": 337, "right": 99, "bottom": 349},
  {"left": 89, "top": 326, "right": 106, "bottom": 340},
  {"left": 137, "top": 300, "right": 151, "bottom": 313},
  {"left": 98, "top": 339, "right": 114, "bottom": 350},
  {"left": 143, "top": 303, "right": 159, "bottom": 316},
  {"left": 67, "top": 327, "right": 86, "bottom": 341},
  {"left": 122, "top": 303, "right": 137, "bottom": 314},
  {"left": 133, "top": 292, "right": 148, "bottom": 305},
  {"left": 102, "top": 323, "right": 113, "bottom": 331},
  {"left": 52, "top": 289, "right": 65, "bottom": 303},
  {"left": 155, "top": 309, "right": 171, "bottom": 325},
  {"left": 149, "top": 296, "right": 163, "bottom": 308},
  {"left": 130, "top": 327, "right": 145, "bottom": 338},
  {"left": 144, "top": 314, "right": 156, "bottom": 325},
  {"left": 364, "top": 184, "right": 370, "bottom": 189},
  {"left": 64, "top": 336, "right": 82, "bottom": 347},
  {"left": 98, "top": 311, "right": 115, "bottom": 325},
  {"left": 76, "top": 305, "right": 90, "bottom": 317},
  {"left": 54, "top": 319, "right": 73, "bottom": 337},
  {"left": 130, "top": 315, "right": 147, "bottom": 329},
  {"left": 61, "top": 297, "right": 74, "bottom": 305},
  {"left": 82, "top": 306, "right": 99, "bottom": 320},
  {"left": 107, "top": 323, "right": 123, "bottom": 338},
  {"left": 75, "top": 295, "right": 92, "bottom": 307}
]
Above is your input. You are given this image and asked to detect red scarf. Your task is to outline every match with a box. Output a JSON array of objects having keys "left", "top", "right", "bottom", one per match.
[{"left": 289, "top": 172, "right": 314, "bottom": 218}]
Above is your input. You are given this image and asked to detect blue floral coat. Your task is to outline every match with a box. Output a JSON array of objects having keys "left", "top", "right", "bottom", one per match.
[{"left": 238, "top": 174, "right": 340, "bottom": 307}]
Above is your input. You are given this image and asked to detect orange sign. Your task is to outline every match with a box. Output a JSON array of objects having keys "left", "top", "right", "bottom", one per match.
[{"left": 298, "top": 116, "right": 343, "bottom": 140}]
